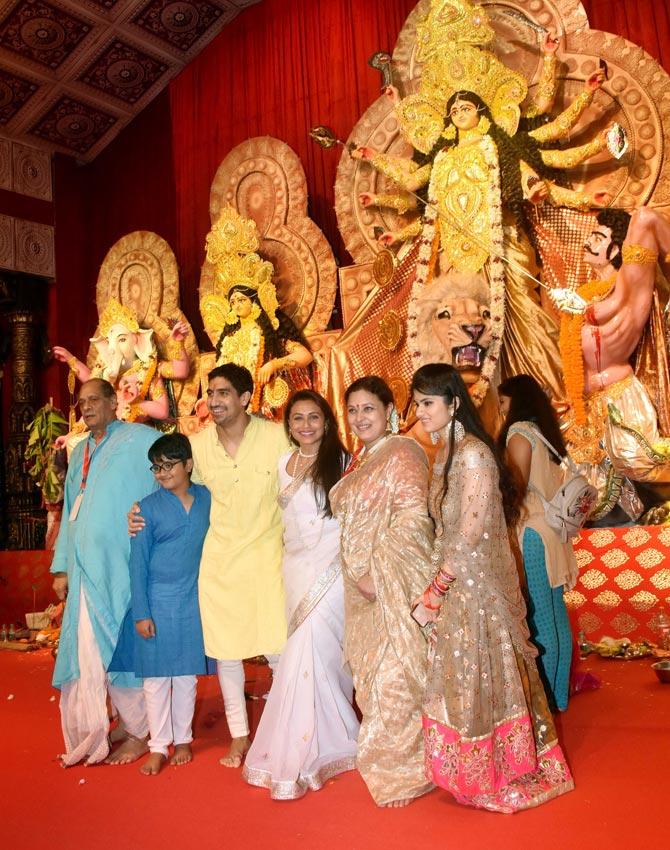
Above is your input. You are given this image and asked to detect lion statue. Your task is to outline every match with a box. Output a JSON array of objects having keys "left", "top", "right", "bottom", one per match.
[
  {"left": 413, "top": 270, "right": 492, "bottom": 386},
  {"left": 408, "top": 270, "right": 496, "bottom": 453}
]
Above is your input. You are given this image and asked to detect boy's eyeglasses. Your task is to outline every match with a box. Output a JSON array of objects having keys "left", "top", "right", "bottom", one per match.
[{"left": 149, "top": 460, "right": 185, "bottom": 474}]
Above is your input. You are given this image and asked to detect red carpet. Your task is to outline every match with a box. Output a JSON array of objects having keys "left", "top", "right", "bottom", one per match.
[{"left": 1, "top": 651, "right": 666, "bottom": 849}]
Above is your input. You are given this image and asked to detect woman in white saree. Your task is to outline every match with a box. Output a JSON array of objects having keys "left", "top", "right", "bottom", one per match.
[{"left": 243, "top": 390, "right": 359, "bottom": 799}]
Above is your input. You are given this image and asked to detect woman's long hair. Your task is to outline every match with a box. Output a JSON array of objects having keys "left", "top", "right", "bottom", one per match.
[
  {"left": 284, "top": 390, "right": 348, "bottom": 518},
  {"left": 497, "top": 374, "right": 567, "bottom": 464},
  {"left": 216, "top": 285, "right": 310, "bottom": 363},
  {"left": 415, "top": 91, "right": 563, "bottom": 263},
  {"left": 411, "top": 363, "right": 521, "bottom": 528}
]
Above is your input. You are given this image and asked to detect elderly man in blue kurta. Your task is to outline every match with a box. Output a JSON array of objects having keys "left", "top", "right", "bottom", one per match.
[{"left": 51, "top": 378, "right": 158, "bottom": 766}]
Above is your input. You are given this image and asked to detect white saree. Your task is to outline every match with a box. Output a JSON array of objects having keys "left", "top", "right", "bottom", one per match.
[{"left": 243, "top": 452, "right": 359, "bottom": 799}]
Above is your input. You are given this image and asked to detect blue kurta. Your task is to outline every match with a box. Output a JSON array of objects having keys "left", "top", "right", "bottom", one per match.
[
  {"left": 110, "top": 484, "right": 211, "bottom": 678},
  {"left": 51, "top": 420, "right": 159, "bottom": 689}
]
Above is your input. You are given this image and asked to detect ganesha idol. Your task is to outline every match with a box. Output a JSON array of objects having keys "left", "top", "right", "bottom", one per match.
[{"left": 53, "top": 298, "right": 190, "bottom": 447}]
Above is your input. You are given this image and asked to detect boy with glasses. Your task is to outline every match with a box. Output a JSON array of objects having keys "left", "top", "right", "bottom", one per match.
[{"left": 111, "top": 433, "right": 210, "bottom": 775}]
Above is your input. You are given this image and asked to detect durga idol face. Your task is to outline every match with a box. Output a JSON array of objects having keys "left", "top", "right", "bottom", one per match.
[{"left": 448, "top": 97, "right": 480, "bottom": 131}]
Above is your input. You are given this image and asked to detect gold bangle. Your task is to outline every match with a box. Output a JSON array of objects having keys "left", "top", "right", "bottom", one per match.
[{"left": 165, "top": 338, "right": 185, "bottom": 360}]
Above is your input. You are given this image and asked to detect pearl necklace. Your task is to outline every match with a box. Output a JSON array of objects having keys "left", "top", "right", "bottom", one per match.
[{"left": 298, "top": 447, "right": 319, "bottom": 459}]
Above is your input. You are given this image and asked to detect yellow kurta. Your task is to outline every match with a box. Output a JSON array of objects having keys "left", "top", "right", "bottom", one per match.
[{"left": 190, "top": 416, "right": 290, "bottom": 659}]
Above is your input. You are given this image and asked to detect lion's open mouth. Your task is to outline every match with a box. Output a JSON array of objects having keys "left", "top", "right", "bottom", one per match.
[{"left": 452, "top": 343, "right": 485, "bottom": 368}]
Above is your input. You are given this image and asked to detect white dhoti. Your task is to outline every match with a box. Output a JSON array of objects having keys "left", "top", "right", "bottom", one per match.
[{"left": 59, "top": 590, "right": 148, "bottom": 766}]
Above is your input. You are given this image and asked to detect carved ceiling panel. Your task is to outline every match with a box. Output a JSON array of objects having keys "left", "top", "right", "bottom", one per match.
[{"left": 0, "top": 0, "right": 262, "bottom": 161}]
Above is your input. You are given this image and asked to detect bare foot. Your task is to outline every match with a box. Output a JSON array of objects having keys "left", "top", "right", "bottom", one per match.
[
  {"left": 105, "top": 735, "right": 149, "bottom": 765},
  {"left": 170, "top": 743, "right": 192, "bottom": 767},
  {"left": 218, "top": 735, "right": 249, "bottom": 768},
  {"left": 139, "top": 752, "right": 165, "bottom": 775},
  {"left": 382, "top": 799, "right": 411, "bottom": 808}
]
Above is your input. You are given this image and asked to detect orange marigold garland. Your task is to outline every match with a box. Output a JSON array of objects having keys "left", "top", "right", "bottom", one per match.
[{"left": 558, "top": 275, "right": 617, "bottom": 427}]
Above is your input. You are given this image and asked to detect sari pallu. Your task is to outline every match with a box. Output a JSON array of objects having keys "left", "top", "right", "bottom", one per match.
[
  {"left": 243, "top": 452, "right": 358, "bottom": 799},
  {"left": 330, "top": 436, "right": 435, "bottom": 806}
]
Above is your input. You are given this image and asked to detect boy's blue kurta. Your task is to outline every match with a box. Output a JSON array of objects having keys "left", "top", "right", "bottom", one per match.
[
  {"left": 111, "top": 484, "right": 211, "bottom": 678},
  {"left": 51, "top": 420, "right": 159, "bottom": 689}
]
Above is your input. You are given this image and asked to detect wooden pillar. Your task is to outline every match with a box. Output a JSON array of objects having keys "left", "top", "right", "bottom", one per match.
[{"left": 5, "top": 310, "right": 42, "bottom": 549}]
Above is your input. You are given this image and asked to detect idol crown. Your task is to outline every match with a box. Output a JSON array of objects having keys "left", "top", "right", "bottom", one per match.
[
  {"left": 99, "top": 298, "right": 139, "bottom": 337},
  {"left": 205, "top": 206, "right": 274, "bottom": 296}
]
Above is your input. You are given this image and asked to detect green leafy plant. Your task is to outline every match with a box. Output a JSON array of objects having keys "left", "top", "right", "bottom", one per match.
[{"left": 25, "top": 403, "right": 68, "bottom": 504}]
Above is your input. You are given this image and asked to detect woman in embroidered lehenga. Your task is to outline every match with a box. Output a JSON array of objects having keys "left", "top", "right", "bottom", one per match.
[
  {"left": 243, "top": 391, "right": 359, "bottom": 799},
  {"left": 329, "top": 376, "right": 435, "bottom": 808},
  {"left": 411, "top": 364, "right": 574, "bottom": 813}
]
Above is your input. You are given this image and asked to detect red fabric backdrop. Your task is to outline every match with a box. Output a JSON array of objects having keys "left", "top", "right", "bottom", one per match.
[
  {"left": 48, "top": 94, "right": 176, "bottom": 406},
  {"left": 45, "top": 0, "right": 670, "bottom": 411},
  {"left": 168, "top": 0, "right": 418, "bottom": 333}
]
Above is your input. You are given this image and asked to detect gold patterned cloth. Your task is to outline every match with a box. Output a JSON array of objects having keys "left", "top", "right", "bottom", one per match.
[
  {"left": 330, "top": 436, "right": 435, "bottom": 805},
  {"left": 372, "top": 142, "right": 567, "bottom": 403},
  {"left": 566, "top": 525, "right": 670, "bottom": 640},
  {"left": 495, "top": 217, "right": 565, "bottom": 402},
  {"left": 424, "top": 436, "right": 573, "bottom": 811},
  {"left": 587, "top": 375, "right": 670, "bottom": 483}
]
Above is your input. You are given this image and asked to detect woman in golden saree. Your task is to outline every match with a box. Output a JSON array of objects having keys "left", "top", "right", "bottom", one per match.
[{"left": 329, "top": 376, "right": 434, "bottom": 807}]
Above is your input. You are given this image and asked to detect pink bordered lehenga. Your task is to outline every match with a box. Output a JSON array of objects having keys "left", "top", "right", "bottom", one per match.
[{"left": 423, "top": 435, "right": 574, "bottom": 812}]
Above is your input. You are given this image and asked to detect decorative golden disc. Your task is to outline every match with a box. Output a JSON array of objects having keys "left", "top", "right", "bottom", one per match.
[
  {"left": 378, "top": 310, "right": 403, "bottom": 351},
  {"left": 372, "top": 249, "right": 397, "bottom": 288},
  {"left": 263, "top": 375, "right": 290, "bottom": 409}
]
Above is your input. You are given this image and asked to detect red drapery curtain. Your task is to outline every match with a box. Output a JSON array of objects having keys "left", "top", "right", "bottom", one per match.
[
  {"left": 50, "top": 93, "right": 176, "bottom": 405},
  {"left": 582, "top": 0, "right": 670, "bottom": 61},
  {"left": 168, "top": 0, "right": 418, "bottom": 336}
]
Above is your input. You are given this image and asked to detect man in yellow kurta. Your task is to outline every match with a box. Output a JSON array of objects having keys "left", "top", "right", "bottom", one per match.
[{"left": 190, "top": 363, "right": 290, "bottom": 767}]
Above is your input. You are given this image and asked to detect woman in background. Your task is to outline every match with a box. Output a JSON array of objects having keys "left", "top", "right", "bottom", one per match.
[{"left": 498, "top": 374, "right": 578, "bottom": 711}]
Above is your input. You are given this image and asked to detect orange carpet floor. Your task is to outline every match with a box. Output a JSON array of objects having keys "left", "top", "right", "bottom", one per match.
[{"left": 1, "top": 650, "right": 667, "bottom": 850}]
